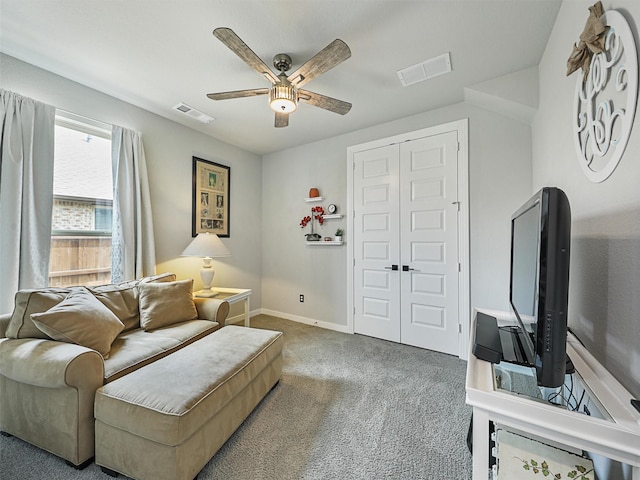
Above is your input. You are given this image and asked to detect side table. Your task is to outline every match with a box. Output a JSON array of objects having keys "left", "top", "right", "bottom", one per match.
[{"left": 207, "top": 288, "right": 252, "bottom": 327}]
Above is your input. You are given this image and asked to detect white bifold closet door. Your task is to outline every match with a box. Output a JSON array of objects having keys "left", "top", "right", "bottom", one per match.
[{"left": 353, "top": 131, "right": 460, "bottom": 355}]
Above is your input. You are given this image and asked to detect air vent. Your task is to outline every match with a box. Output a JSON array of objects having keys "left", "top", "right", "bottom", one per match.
[
  {"left": 173, "top": 103, "right": 214, "bottom": 124},
  {"left": 397, "top": 52, "right": 452, "bottom": 87}
]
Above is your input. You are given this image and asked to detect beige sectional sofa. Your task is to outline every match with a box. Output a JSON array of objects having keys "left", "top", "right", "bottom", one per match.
[{"left": 0, "top": 272, "right": 231, "bottom": 468}]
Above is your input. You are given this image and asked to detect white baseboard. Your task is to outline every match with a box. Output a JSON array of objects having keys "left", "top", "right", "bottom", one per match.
[
  {"left": 224, "top": 308, "right": 352, "bottom": 334},
  {"left": 257, "top": 309, "right": 353, "bottom": 334}
]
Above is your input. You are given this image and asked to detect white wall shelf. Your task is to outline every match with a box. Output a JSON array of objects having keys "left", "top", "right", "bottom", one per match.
[{"left": 303, "top": 197, "right": 343, "bottom": 244}]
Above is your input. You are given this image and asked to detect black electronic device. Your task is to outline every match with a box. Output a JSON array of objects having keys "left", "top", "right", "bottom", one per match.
[
  {"left": 472, "top": 312, "right": 503, "bottom": 364},
  {"left": 509, "top": 187, "right": 571, "bottom": 388}
]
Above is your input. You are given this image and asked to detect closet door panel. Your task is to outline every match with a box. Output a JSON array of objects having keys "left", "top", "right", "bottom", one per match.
[
  {"left": 353, "top": 145, "right": 401, "bottom": 342},
  {"left": 399, "top": 132, "right": 460, "bottom": 354}
]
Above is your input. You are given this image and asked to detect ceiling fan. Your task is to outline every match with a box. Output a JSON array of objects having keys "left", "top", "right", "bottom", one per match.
[{"left": 207, "top": 28, "right": 352, "bottom": 128}]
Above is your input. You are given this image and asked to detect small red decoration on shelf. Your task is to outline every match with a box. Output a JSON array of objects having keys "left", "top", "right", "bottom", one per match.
[
  {"left": 300, "top": 206, "right": 325, "bottom": 241},
  {"left": 300, "top": 206, "right": 325, "bottom": 227}
]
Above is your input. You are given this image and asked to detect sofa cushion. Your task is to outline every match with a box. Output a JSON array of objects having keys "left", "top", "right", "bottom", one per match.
[
  {"left": 138, "top": 279, "right": 198, "bottom": 331},
  {"left": 30, "top": 287, "right": 125, "bottom": 358},
  {"left": 89, "top": 283, "right": 140, "bottom": 333},
  {"left": 104, "top": 320, "right": 218, "bottom": 382},
  {"left": 138, "top": 272, "right": 177, "bottom": 285},
  {"left": 91, "top": 272, "right": 177, "bottom": 332},
  {"left": 6, "top": 288, "right": 72, "bottom": 339}
]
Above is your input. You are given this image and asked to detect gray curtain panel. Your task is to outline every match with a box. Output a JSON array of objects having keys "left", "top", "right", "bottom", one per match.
[{"left": 0, "top": 89, "right": 55, "bottom": 314}]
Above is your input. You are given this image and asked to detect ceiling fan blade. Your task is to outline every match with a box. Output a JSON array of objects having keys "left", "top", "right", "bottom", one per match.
[
  {"left": 213, "top": 27, "right": 279, "bottom": 84},
  {"left": 287, "top": 39, "right": 351, "bottom": 88},
  {"left": 275, "top": 112, "right": 289, "bottom": 128},
  {"left": 207, "top": 88, "right": 269, "bottom": 101},
  {"left": 298, "top": 90, "right": 352, "bottom": 115}
]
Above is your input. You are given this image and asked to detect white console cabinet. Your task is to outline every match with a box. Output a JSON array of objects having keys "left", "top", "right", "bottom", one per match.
[{"left": 466, "top": 309, "right": 640, "bottom": 480}]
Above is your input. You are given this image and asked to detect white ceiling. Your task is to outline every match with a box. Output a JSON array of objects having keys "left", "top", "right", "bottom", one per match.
[{"left": 0, "top": 0, "right": 562, "bottom": 155}]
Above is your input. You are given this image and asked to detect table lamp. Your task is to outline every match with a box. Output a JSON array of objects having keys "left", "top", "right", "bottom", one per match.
[{"left": 180, "top": 233, "right": 231, "bottom": 297}]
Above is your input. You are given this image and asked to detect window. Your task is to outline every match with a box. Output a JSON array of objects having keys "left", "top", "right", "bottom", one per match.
[{"left": 48, "top": 113, "right": 113, "bottom": 287}]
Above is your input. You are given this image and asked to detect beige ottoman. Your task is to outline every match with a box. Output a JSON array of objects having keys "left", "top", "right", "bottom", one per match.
[{"left": 94, "top": 326, "right": 283, "bottom": 480}]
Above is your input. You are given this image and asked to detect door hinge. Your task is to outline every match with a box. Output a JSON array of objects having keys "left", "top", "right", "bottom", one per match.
[
  {"left": 458, "top": 324, "right": 462, "bottom": 333},
  {"left": 458, "top": 263, "right": 461, "bottom": 272},
  {"left": 353, "top": 258, "right": 356, "bottom": 266}
]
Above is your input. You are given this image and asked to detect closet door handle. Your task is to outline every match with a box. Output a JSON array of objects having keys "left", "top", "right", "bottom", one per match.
[
  {"left": 384, "top": 265, "right": 399, "bottom": 271},
  {"left": 402, "top": 265, "right": 417, "bottom": 272}
]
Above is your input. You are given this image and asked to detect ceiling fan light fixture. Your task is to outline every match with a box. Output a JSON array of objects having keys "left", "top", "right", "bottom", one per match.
[
  {"left": 269, "top": 84, "right": 298, "bottom": 113},
  {"left": 210, "top": 29, "right": 351, "bottom": 126}
]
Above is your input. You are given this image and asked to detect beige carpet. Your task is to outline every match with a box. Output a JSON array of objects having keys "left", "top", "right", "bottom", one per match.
[{"left": 1, "top": 315, "right": 472, "bottom": 479}]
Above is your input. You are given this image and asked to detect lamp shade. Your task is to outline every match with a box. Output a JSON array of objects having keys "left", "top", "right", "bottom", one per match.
[
  {"left": 181, "top": 233, "right": 231, "bottom": 258},
  {"left": 181, "top": 233, "right": 231, "bottom": 296},
  {"left": 269, "top": 84, "right": 298, "bottom": 113}
]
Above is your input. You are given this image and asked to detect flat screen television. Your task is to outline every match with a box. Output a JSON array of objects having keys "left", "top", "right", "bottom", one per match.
[{"left": 508, "top": 187, "right": 571, "bottom": 388}]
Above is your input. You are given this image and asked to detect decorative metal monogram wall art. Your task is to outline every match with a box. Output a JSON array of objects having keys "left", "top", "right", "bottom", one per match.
[{"left": 571, "top": 9, "right": 638, "bottom": 183}]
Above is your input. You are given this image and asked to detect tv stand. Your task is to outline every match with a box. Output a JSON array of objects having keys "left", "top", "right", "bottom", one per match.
[{"left": 466, "top": 309, "right": 640, "bottom": 480}]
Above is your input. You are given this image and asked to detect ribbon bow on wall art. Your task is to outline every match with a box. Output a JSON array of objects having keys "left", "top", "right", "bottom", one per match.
[{"left": 566, "top": 1, "right": 609, "bottom": 79}]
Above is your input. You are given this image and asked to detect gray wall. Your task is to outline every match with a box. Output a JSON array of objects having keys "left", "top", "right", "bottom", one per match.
[
  {"left": 533, "top": 1, "right": 640, "bottom": 398},
  {"left": 261, "top": 103, "right": 533, "bottom": 331},
  {"left": 0, "top": 53, "right": 264, "bottom": 316}
]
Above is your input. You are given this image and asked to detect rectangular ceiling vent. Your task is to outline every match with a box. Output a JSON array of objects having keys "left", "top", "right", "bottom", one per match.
[
  {"left": 173, "top": 103, "right": 214, "bottom": 124},
  {"left": 397, "top": 52, "right": 452, "bottom": 87}
]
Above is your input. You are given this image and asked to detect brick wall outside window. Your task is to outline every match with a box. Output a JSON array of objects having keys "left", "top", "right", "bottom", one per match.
[{"left": 52, "top": 199, "right": 95, "bottom": 230}]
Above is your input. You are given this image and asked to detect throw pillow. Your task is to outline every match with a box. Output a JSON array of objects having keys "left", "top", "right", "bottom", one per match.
[
  {"left": 138, "top": 278, "right": 198, "bottom": 331},
  {"left": 31, "top": 287, "right": 125, "bottom": 358},
  {"left": 6, "top": 288, "right": 71, "bottom": 339}
]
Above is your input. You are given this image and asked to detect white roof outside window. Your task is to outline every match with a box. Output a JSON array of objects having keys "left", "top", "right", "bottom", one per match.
[{"left": 53, "top": 125, "right": 112, "bottom": 201}]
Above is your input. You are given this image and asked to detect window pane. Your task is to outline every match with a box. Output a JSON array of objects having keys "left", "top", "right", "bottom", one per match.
[
  {"left": 95, "top": 205, "right": 113, "bottom": 231},
  {"left": 49, "top": 122, "right": 113, "bottom": 287}
]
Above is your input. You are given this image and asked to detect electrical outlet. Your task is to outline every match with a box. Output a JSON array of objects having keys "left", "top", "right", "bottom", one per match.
[{"left": 299, "top": 294, "right": 304, "bottom": 303}]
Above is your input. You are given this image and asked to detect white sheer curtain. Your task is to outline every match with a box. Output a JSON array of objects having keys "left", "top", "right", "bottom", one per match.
[
  {"left": 111, "top": 125, "right": 156, "bottom": 282},
  {"left": 0, "top": 89, "right": 55, "bottom": 313}
]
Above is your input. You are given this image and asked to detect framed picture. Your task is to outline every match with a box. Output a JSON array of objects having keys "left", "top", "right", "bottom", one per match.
[{"left": 192, "top": 156, "right": 230, "bottom": 237}]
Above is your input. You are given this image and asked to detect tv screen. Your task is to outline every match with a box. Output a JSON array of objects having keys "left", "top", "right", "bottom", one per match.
[{"left": 509, "top": 187, "right": 571, "bottom": 388}]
